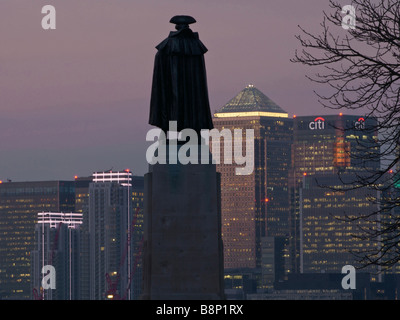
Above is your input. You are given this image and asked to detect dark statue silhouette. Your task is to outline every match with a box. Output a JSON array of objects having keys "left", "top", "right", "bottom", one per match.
[{"left": 149, "top": 15, "right": 214, "bottom": 134}]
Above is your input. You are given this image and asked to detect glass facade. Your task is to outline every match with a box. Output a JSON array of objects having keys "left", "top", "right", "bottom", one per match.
[
  {"left": 291, "top": 115, "right": 379, "bottom": 182},
  {"left": 89, "top": 182, "right": 128, "bottom": 300},
  {"left": 0, "top": 173, "right": 144, "bottom": 300},
  {"left": 0, "top": 181, "right": 75, "bottom": 299},
  {"left": 300, "top": 173, "right": 379, "bottom": 273},
  {"left": 213, "top": 85, "right": 292, "bottom": 270},
  {"left": 130, "top": 176, "right": 145, "bottom": 300},
  {"left": 31, "top": 213, "right": 82, "bottom": 300},
  {"left": 289, "top": 115, "right": 380, "bottom": 274},
  {"left": 87, "top": 173, "right": 144, "bottom": 300}
]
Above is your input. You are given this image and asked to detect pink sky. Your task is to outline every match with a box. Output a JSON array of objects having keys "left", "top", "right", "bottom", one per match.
[{"left": 0, "top": 0, "right": 350, "bottom": 181}]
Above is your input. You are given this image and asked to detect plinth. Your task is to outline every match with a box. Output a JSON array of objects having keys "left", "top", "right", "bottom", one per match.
[{"left": 142, "top": 141, "right": 224, "bottom": 300}]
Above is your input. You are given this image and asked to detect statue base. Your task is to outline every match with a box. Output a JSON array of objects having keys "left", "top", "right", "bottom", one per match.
[{"left": 141, "top": 143, "right": 224, "bottom": 300}]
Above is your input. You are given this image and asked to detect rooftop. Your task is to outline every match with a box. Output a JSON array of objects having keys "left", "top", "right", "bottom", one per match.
[{"left": 214, "top": 84, "right": 288, "bottom": 118}]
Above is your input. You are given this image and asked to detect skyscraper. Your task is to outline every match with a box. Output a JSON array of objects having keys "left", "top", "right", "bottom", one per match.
[
  {"left": 130, "top": 175, "right": 145, "bottom": 300},
  {"left": 0, "top": 180, "right": 75, "bottom": 299},
  {"left": 31, "top": 212, "right": 83, "bottom": 300},
  {"left": 88, "top": 181, "right": 128, "bottom": 300},
  {"left": 73, "top": 175, "right": 93, "bottom": 300},
  {"left": 87, "top": 170, "right": 144, "bottom": 300},
  {"left": 291, "top": 114, "right": 379, "bottom": 183},
  {"left": 289, "top": 114, "right": 380, "bottom": 274},
  {"left": 299, "top": 173, "right": 379, "bottom": 273},
  {"left": 212, "top": 84, "right": 293, "bottom": 270}
]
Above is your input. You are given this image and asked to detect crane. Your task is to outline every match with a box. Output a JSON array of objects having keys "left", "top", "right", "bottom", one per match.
[{"left": 121, "top": 235, "right": 144, "bottom": 300}]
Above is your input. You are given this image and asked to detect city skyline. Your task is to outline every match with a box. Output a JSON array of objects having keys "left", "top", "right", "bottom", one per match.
[
  {"left": 2, "top": 1, "right": 400, "bottom": 304},
  {"left": 0, "top": 107, "right": 394, "bottom": 300},
  {"left": 0, "top": 0, "right": 355, "bottom": 182}
]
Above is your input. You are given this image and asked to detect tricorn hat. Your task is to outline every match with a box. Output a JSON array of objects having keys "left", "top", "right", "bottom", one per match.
[{"left": 169, "top": 15, "right": 196, "bottom": 26}]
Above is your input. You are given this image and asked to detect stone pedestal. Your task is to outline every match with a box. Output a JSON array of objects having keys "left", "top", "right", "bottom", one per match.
[{"left": 142, "top": 142, "right": 224, "bottom": 300}]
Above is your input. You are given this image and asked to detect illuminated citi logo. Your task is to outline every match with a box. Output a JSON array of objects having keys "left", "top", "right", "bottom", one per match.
[
  {"left": 354, "top": 117, "right": 365, "bottom": 130},
  {"left": 309, "top": 117, "right": 325, "bottom": 130}
]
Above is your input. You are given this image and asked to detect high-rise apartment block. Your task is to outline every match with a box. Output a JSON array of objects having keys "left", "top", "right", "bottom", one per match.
[
  {"left": 88, "top": 170, "right": 144, "bottom": 300},
  {"left": 31, "top": 212, "right": 83, "bottom": 300}
]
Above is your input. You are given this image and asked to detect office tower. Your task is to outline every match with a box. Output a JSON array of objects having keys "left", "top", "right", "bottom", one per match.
[
  {"left": 0, "top": 181, "right": 75, "bottom": 300},
  {"left": 31, "top": 212, "right": 82, "bottom": 300},
  {"left": 290, "top": 114, "right": 380, "bottom": 273},
  {"left": 89, "top": 181, "right": 128, "bottom": 300},
  {"left": 74, "top": 175, "right": 93, "bottom": 300},
  {"left": 291, "top": 114, "right": 379, "bottom": 183},
  {"left": 212, "top": 84, "right": 293, "bottom": 270},
  {"left": 130, "top": 175, "right": 144, "bottom": 300},
  {"left": 382, "top": 172, "right": 400, "bottom": 274},
  {"left": 261, "top": 236, "right": 285, "bottom": 289},
  {"left": 88, "top": 170, "right": 144, "bottom": 300},
  {"left": 299, "top": 173, "right": 379, "bottom": 273},
  {"left": 74, "top": 175, "right": 93, "bottom": 213}
]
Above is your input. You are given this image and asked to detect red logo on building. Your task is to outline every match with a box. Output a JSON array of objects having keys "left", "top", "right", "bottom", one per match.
[
  {"left": 309, "top": 117, "right": 325, "bottom": 130},
  {"left": 354, "top": 117, "right": 365, "bottom": 130}
]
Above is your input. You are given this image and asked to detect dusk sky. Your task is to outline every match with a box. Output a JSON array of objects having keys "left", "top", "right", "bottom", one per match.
[{"left": 0, "top": 0, "right": 351, "bottom": 181}]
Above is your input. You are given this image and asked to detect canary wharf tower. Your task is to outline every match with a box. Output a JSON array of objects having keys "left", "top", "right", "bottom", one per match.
[{"left": 213, "top": 85, "right": 293, "bottom": 269}]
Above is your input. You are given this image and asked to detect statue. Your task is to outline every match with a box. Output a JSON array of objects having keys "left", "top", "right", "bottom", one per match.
[
  {"left": 143, "top": 16, "right": 225, "bottom": 300},
  {"left": 149, "top": 15, "right": 214, "bottom": 134}
]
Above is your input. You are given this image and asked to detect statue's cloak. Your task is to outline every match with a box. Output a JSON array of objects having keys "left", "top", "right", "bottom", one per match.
[{"left": 149, "top": 27, "right": 214, "bottom": 133}]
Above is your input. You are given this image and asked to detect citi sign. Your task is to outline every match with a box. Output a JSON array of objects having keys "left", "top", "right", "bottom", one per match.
[
  {"left": 354, "top": 117, "right": 365, "bottom": 130},
  {"left": 309, "top": 117, "right": 325, "bottom": 130}
]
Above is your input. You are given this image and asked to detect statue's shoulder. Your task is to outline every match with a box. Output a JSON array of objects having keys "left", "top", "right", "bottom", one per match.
[{"left": 156, "top": 30, "right": 207, "bottom": 55}]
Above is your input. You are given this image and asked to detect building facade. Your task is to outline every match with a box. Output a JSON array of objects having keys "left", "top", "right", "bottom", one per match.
[
  {"left": 0, "top": 181, "right": 75, "bottom": 299},
  {"left": 88, "top": 170, "right": 144, "bottom": 300},
  {"left": 299, "top": 173, "right": 379, "bottom": 273},
  {"left": 212, "top": 85, "right": 293, "bottom": 270},
  {"left": 31, "top": 212, "right": 83, "bottom": 300},
  {"left": 291, "top": 114, "right": 379, "bottom": 182},
  {"left": 73, "top": 175, "right": 93, "bottom": 300},
  {"left": 289, "top": 114, "right": 380, "bottom": 274}
]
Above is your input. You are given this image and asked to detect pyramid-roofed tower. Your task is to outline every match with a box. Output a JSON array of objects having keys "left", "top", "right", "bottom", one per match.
[
  {"left": 214, "top": 84, "right": 288, "bottom": 118},
  {"left": 211, "top": 84, "right": 293, "bottom": 270}
]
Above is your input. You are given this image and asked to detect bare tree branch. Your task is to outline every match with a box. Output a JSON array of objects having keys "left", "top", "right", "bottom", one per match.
[{"left": 293, "top": 0, "right": 400, "bottom": 269}]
